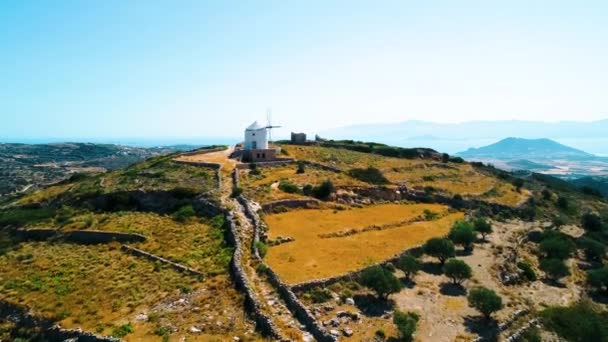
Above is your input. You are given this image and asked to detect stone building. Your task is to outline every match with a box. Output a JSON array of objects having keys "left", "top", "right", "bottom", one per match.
[{"left": 290, "top": 132, "right": 307, "bottom": 144}]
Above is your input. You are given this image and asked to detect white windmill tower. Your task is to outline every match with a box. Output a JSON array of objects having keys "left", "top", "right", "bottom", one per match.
[{"left": 265, "top": 108, "right": 281, "bottom": 144}]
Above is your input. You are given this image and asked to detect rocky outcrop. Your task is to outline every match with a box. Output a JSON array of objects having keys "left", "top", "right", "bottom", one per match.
[
  {"left": 16, "top": 228, "right": 146, "bottom": 244},
  {"left": 261, "top": 198, "right": 321, "bottom": 213},
  {"left": 121, "top": 245, "right": 203, "bottom": 278}
]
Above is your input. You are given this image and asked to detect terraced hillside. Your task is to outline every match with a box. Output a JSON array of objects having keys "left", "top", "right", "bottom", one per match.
[{"left": 2, "top": 142, "right": 608, "bottom": 341}]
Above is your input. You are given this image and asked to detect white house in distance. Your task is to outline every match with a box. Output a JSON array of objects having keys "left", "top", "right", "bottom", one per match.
[{"left": 241, "top": 121, "right": 278, "bottom": 162}]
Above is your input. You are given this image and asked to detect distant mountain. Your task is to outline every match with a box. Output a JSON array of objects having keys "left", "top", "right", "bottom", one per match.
[
  {"left": 457, "top": 138, "right": 593, "bottom": 160},
  {"left": 505, "top": 159, "right": 554, "bottom": 171},
  {"left": 318, "top": 119, "right": 608, "bottom": 155}
]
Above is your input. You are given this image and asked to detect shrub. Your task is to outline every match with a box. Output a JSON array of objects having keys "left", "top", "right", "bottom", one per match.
[
  {"left": 348, "top": 167, "right": 390, "bottom": 185},
  {"left": 375, "top": 329, "right": 386, "bottom": 340},
  {"left": 552, "top": 215, "right": 566, "bottom": 228},
  {"left": 539, "top": 234, "right": 575, "bottom": 260},
  {"left": 587, "top": 267, "right": 608, "bottom": 294},
  {"left": 396, "top": 255, "right": 420, "bottom": 281},
  {"left": 423, "top": 238, "right": 455, "bottom": 265},
  {"left": 256, "top": 263, "right": 269, "bottom": 274},
  {"left": 582, "top": 212, "right": 603, "bottom": 232},
  {"left": 308, "top": 288, "right": 333, "bottom": 303},
  {"left": 540, "top": 301, "right": 608, "bottom": 342},
  {"left": 473, "top": 218, "right": 492, "bottom": 240},
  {"left": 278, "top": 181, "right": 300, "bottom": 194},
  {"left": 517, "top": 261, "right": 537, "bottom": 281},
  {"left": 312, "top": 180, "right": 335, "bottom": 200},
  {"left": 111, "top": 323, "right": 134, "bottom": 338},
  {"left": 359, "top": 265, "right": 402, "bottom": 300},
  {"left": 540, "top": 258, "right": 569, "bottom": 281},
  {"left": 441, "top": 153, "right": 450, "bottom": 163},
  {"left": 393, "top": 310, "right": 420, "bottom": 341},
  {"left": 255, "top": 241, "right": 268, "bottom": 258},
  {"left": 302, "top": 184, "right": 313, "bottom": 196},
  {"left": 579, "top": 238, "right": 606, "bottom": 262},
  {"left": 448, "top": 220, "right": 476, "bottom": 251},
  {"left": 468, "top": 287, "right": 503, "bottom": 319},
  {"left": 541, "top": 189, "right": 552, "bottom": 200},
  {"left": 171, "top": 205, "right": 195, "bottom": 223},
  {"left": 443, "top": 259, "right": 472, "bottom": 285},
  {"left": 513, "top": 178, "right": 525, "bottom": 192},
  {"left": 423, "top": 209, "right": 439, "bottom": 220},
  {"left": 296, "top": 161, "right": 306, "bottom": 174}
]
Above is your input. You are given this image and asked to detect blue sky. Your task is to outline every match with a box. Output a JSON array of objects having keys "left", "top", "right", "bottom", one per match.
[{"left": 1, "top": 0, "right": 607, "bottom": 141}]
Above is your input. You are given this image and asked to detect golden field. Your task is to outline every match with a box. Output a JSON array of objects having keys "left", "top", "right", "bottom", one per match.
[
  {"left": 264, "top": 203, "right": 464, "bottom": 284},
  {"left": 280, "top": 145, "right": 527, "bottom": 206}
]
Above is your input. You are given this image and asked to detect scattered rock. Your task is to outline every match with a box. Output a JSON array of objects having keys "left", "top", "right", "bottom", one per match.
[
  {"left": 342, "top": 327, "right": 354, "bottom": 337},
  {"left": 135, "top": 312, "right": 148, "bottom": 321},
  {"left": 330, "top": 329, "right": 340, "bottom": 337},
  {"left": 189, "top": 326, "right": 202, "bottom": 334},
  {"left": 345, "top": 297, "right": 355, "bottom": 305}
]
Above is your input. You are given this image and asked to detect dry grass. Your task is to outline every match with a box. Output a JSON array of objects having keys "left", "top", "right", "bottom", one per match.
[
  {"left": 239, "top": 164, "right": 366, "bottom": 204},
  {"left": 264, "top": 203, "right": 464, "bottom": 284},
  {"left": 27, "top": 212, "right": 232, "bottom": 276},
  {"left": 280, "top": 145, "right": 527, "bottom": 206}
]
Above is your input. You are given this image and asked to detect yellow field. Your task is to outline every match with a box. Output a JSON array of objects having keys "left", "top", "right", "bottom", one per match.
[
  {"left": 280, "top": 145, "right": 527, "bottom": 207},
  {"left": 239, "top": 164, "right": 366, "bottom": 204},
  {"left": 264, "top": 203, "right": 464, "bottom": 284},
  {"left": 0, "top": 241, "right": 254, "bottom": 340}
]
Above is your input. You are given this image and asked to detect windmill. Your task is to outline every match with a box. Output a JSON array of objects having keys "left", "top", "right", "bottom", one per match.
[{"left": 265, "top": 108, "right": 281, "bottom": 143}]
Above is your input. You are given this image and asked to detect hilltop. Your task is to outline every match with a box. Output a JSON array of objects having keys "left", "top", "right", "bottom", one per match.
[{"left": 1, "top": 140, "right": 608, "bottom": 341}]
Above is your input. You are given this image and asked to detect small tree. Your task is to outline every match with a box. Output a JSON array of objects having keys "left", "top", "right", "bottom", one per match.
[
  {"left": 473, "top": 218, "right": 492, "bottom": 241},
  {"left": 539, "top": 235, "right": 575, "bottom": 260},
  {"left": 582, "top": 212, "right": 603, "bottom": 232},
  {"left": 359, "top": 266, "right": 402, "bottom": 300},
  {"left": 423, "top": 238, "right": 455, "bottom": 265},
  {"left": 396, "top": 254, "right": 420, "bottom": 281},
  {"left": 312, "top": 179, "right": 335, "bottom": 200},
  {"left": 468, "top": 287, "right": 503, "bottom": 320},
  {"left": 393, "top": 310, "right": 420, "bottom": 342},
  {"left": 443, "top": 259, "right": 472, "bottom": 285},
  {"left": 540, "top": 258, "right": 570, "bottom": 282},
  {"left": 449, "top": 220, "right": 476, "bottom": 251},
  {"left": 587, "top": 267, "right": 608, "bottom": 294},
  {"left": 513, "top": 178, "right": 525, "bottom": 192}
]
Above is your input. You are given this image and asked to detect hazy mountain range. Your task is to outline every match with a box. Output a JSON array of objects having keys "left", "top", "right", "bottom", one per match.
[{"left": 319, "top": 119, "right": 608, "bottom": 155}]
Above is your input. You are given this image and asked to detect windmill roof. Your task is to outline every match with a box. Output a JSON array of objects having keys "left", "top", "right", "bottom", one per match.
[{"left": 246, "top": 121, "right": 265, "bottom": 130}]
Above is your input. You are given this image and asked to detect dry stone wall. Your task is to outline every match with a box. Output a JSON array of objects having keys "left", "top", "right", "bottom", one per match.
[
  {"left": 15, "top": 228, "right": 146, "bottom": 244},
  {"left": 237, "top": 195, "right": 337, "bottom": 342},
  {"left": 261, "top": 198, "right": 321, "bottom": 213},
  {"left": 121, "top": 245, "right": 203, "bottom": 278}
]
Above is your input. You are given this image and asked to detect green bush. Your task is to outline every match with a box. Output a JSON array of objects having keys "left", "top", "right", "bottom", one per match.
[
  {"left": 359, "top": 265, "right": 402, "bottom": 300},
  {"left": 443, "top": 259, "right": 472, "bottom": 285},
  {"left": 312, "top": 180, "right": 335, "bottom": 200},
  {"left": 517, "top": 261, "right": 537, "bottom": 281},
  {"left": 423, "top": 238, "right": 455, "bottom": 265},
  {"left": 278, "top": 181, "right": 300, "bottom": 194},
  {"left": 171, "top": 205, "right": 196, "bottom": 223},
  {"left": 540, "top": 258, "right": 569, "bottom": 281},
  {"left": 540, "top": 301, "right": 608, "bottom": 342},
  {"left": 296, "top": 161, "right": 306, "bottom": 174},
  {"left": 0, "top": 208, "right": 56, "bottom": 227},
  {"left": 423, "top": 209, "right": 439, "bottom": 220},
  {"left": 231, "top": 186, "right": 243, "bottom": 198},
  {"left": 582, "top": 212, "right": 604, "bottom": 232},
  {"left": 302, "top": 184, "right": 313, "bottom": 196},
  {"left": 308, "top": 288, "right": 333, "bottom": 303},
  {"left": 348, "top": 167, "right": 390, "bottom": 185},
  {"left": 393, "top": 310, "right": 420, "bottom": 341},
  {"left": 579, "top": 237, "right": 606, "bottom": 262},
  {"left": 539, "top": 233, "right": 575, "bottom": 260},
  {"left": 557, "top": 196, "right": 569, "bottom": 210},
  {"left": 249, "top": 162, "right": 261, "bottom": 175},
  {"left": 468, "top": 287, "right": 503, "bottom": 319},
  {"left": 587, "top": 266, "right": 608, "bottom": 294},
  {"left": 111, "top": 323, "right": 134, "bottom": 338}
]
